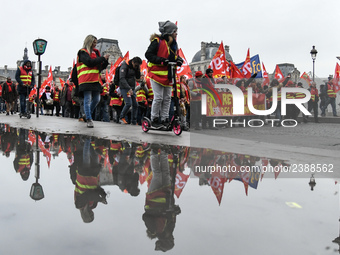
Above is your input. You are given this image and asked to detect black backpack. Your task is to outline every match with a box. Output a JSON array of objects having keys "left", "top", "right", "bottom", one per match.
[{"left": 113, "top": 65, "right": 122, "bottom": 86}]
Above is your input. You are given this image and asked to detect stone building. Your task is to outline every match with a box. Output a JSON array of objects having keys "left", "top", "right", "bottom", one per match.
[
  {"left": 189, "top": 42, "right": 233, "bottom": 74},
  {"left": 96, "top": 38, "right": 123, "bottom": 65}
]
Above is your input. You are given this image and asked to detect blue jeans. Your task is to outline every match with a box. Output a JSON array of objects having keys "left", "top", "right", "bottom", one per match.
[
  {"left": 120, "top": 88, "right": 137, "bottom": 124},
  {"left": 19, "top": 93, "right": 27, "bottom": 114},
  {"left": 322, "top": 97, "right": 337, "bottom": 116},
  {"left": 95, "top": 99, "right": 110, "bottom": 122},
  {"left": 83, "top": 91, "right": 100, "bottom": 121}
]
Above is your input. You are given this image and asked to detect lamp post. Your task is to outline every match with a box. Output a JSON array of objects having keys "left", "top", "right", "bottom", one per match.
[
  {"left": 310, "top": 45, "right": 318, "bottom": 82},
  {"left": 32, "top": 39, "right": 47, "bottom": 117}
]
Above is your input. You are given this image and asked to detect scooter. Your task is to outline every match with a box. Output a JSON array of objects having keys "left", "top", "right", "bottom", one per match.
[{"left": 142, "top": 62, "right": 183, "bottom": 136}]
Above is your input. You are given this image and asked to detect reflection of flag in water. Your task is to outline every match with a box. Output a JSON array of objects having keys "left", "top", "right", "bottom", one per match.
[
  {"left": 27, "top": 131, "right": 36, "bottom": 146},
  {"left": 38, "top": 136, "right": 51, "bottom": 168},
  {"left": 104, "top": 154, "right": 112, "bottom": 173},
  {"left": 174, "top": 171, "right": 190, "bottom": 198},
  {"left": 261, "top": 157, "right": 269, "bottom": 181},
  {"left": 139, "top": 158, "right": 151, "bottom": 185},
  {"left": 208, "top": 172, "right": 225, "bottom": 205}
]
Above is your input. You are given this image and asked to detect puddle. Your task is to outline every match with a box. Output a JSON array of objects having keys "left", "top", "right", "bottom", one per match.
[{"left": 0, "top": 123, "right": 339, "bottom": 254}]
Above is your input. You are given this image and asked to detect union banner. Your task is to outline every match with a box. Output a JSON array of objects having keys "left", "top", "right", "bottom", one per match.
[{"left": 206, "top": 92, "right": 266, "bottom": 116}]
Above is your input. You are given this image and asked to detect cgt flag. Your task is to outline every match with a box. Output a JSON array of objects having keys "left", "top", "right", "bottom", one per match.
[
  {"left": 242, "top": 48, "right": 252, "bottom": 78},
  {"left": 274, "top": 65, "right": 284, "bottom": 83},
  {"left": 208, "top": 41, "right": 227, "bottom": 78}
]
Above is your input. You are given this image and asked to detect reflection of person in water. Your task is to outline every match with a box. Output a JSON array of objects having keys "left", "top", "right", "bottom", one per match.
[
  {"left": 70, "top": 137, "right": 107, "bottom": 223},
  {"left": 1, "top": 125, "right": 17, "bottom": 158},
  {"left": 13, "top": 129, "right": 33, "bottom": 181},
  {"left": 112, "top": 142, "right": 140, "bottom": 196},
  {"left": 142, "top": 145, "right": 181, "bottom": 252}
]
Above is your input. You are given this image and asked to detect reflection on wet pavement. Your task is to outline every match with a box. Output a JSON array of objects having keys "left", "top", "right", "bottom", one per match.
[{"left": 0, "top": 123, "right": 339, "bottom": 254}]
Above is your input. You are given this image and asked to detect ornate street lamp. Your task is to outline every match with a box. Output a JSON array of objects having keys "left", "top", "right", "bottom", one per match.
[
  {"left": 310, "top": 46, "right": 318, "bottom": 82},
  {"left": 32, "top": 39, "right": 47, "bottom": 117}
]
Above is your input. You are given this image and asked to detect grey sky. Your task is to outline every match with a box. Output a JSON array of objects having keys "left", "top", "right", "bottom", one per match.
[{"left": 1, "top": 0, "right": 339, "bottom": 78}]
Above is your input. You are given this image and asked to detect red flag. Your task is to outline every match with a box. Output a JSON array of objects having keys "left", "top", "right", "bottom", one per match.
[
  {"left": 38, "top": 136, "right": 51, "bottom": 168},
  {"left": 27, "top": 131, "right": 36, "bottom": 146},
  {"left": 140, "top": 60, "right": 148, "bottom": 77},
  {"left": 208, "top": 41, "right": 227, "bottom": 78},
  {"left": 242, "top": 48, "right": 252, "bottom": 78},
  {"left": 300, "top": 72, "right": 312, "bottom": 86},
  {"left": 46, "top": 66, "right": 53, "bottom": 87},
  {"left": 59, "top": 78, "right": 65, "bottom": 88},
  {"left": 29, "top": 87, "right": 37, "bottom": 99},
  {"left": 209, "top": 173, "right": 225, "bottom": 205},
  {"left": 274, "top": 65, "right": 284, "bottom": 83},
  {"left": 229, "top": 61, "right": 245, "bottom": 82},
  {"left": 333, "top": 63, "right": 340, "bottom": 93},
  {"left": 39, "top": 80, "right": 48, "bottom": 98},
  {"left": 261, "top": 63, "right": 270, "bottom": 87},
  {"left": 176, "top": 48, "right": 192, "bottom": 79},
  {"left": 108, "top": 57, "right": 123, "bottom": 82},
  {"left": 174, "top": 171, "right": 190, "bottom": 198},
  {"left": 121, "top": 51, "right": 129, "bottom": 65}
]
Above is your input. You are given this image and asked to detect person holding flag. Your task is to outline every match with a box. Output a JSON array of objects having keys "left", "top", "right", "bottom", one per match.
[{"left": 145, "top": 20, "right": 183, "bottom": 129}]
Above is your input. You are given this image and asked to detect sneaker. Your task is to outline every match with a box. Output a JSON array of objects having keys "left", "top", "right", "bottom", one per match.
[
  {"left": 161, "top": 118, "right": 170, "bottom": 128},
  {"left": 6, "top": 112, "right": 9, "bottom": 116},
  {"left": 87, "top": 119, "right": 94, "bottom": 128},
  {"left": 120, "top": 117, "right": 128, "bottom": 124},
  {"left": 151, "top": 117, "right": 163, "bottom": 129},
  {"left": 78, "top": 117, "right": 84, "bottom": 122}
]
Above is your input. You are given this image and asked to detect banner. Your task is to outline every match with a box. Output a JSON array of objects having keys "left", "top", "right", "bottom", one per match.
[
  {"left": 235, "top": 55, "right": 263, "bottom": 78},
  {"left": 206, "top": 92, "right": 266, "bottom": 116}
]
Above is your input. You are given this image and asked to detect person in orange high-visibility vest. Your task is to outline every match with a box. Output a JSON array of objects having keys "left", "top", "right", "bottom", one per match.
[
  {"left": 188, "top": 71, "right": 204, "bottom": 130},
  {"left": 135, "top": 74, "right": 149, "bottom": 125},
  {"left": 52, "top": 86, "right": 61, "bottom": 116},
  {"left": 305, "top": 81, "right": 319, "bottom": 123},
  {"left": 145, "top": 20, "right": 183, "bottom": 129},
  {"left": 109, "top": 83, "right": 124, "bottom": 123},
  {"left": 77, "top": 35, "right": 109, "bottom": 128},
  {"left": 15, "top": 60, "right": 35, "bottom": 116},
  {"left": 94, "top": 72, "right": 110, "bottom": 122},
  {"left": 321, "top": 78, "right": 338, "bottom": 117}
]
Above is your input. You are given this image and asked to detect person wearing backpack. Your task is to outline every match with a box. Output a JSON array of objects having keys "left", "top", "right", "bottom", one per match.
[
  {"left": 118, "top": 57, "right": 142, "bottom": 125},
  {"left": 76, "top": 35, "right": 109, "bottom": 128}
]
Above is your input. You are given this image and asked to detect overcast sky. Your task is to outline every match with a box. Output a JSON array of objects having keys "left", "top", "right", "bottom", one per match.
[{"left": 1, "top": 0, "right": 339, "bottom": 78}]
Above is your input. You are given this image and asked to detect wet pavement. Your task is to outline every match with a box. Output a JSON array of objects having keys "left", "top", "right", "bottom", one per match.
[{"left": 0, "top": 122, "right": 340, "bottom": 255}]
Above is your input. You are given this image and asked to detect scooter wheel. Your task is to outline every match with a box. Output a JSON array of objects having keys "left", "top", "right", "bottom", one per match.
[
  {"left": 142, "top": 119, "right": 150, "bottom": 132},
  {"left": 172, "top": 120, "right": 182, "bottom": 136}
]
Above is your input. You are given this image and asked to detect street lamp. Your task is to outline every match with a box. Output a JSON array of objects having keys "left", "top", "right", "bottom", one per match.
[
  {"left": 310, "top": 45, "right": 318, "bottom": 82},
  {"left": 32, "top": 39, "right": 47, "bottom": 118}
]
